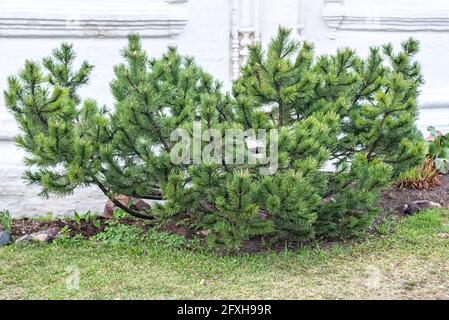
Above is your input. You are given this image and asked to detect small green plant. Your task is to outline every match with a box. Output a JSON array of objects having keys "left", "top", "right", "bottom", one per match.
[
  {"left": 93, "top": 219, "right": 102, "bottom": 229},
  {"left": 427, "top": 126, "right": 449, "bottom": 174},
  {"left": 73, "top": 211, "right": 102, "bottom": 228},
  {"left": 0, "top": 210, "right": 12, "bottom": 233},
  {"left": 73, "top": 211, "right": 82, "bottom": 225},
  {"left": 146, "top": 230, "right": 188, "bottom": 250},
  {"left": 113, "top": 208, "right": 132, "bottom": 220},
  {"left": 93, "top": 221, "right": 142, "bottom": 245},
  {"left": 394, "top": 158, "right": 441, "bottom": 190},
  {"left": 53, "top": 226, "right": 86, "bottom": 246}
]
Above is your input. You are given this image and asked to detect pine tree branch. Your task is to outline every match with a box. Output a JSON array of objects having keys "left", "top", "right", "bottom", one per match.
[{"left": 94, "top": 178, "right": 156, "bottom": 220}]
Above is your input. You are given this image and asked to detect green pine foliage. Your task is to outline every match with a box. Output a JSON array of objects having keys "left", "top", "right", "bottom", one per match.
[
  {"left": 4, "top": 44, "right": 105, "bottom": 198},
  {"left": 4, "top": 27, "right": 425, "bottom": 251},
  {"left": 233, "top": 27, "right": 424, "bottom": 239},
  {"left": 204, "top": 171, "right": 273, "bottom": 250}
]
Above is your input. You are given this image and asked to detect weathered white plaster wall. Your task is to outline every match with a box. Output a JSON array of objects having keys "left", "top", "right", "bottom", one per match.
[
  {"left": 1, "top": 0, "right": 449, "bottom": 216},
  {"left": 0, "top": 0, "right": 231, "bottom": 216}
]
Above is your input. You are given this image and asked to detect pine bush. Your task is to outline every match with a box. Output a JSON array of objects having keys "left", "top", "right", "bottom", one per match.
[{"left": 5, "top": 27, "right": 425, "bottom": 250}]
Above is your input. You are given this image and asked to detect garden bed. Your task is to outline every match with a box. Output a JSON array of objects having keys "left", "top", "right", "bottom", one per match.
[
  {"left": 8, "top": 175, "right": 449, "bottom": 254},
  {"left": 380, "top": 174, "right": 449, "bottom": 215},
  {"left": 11, "top": 217, "right": 159, "bottom": 240}
]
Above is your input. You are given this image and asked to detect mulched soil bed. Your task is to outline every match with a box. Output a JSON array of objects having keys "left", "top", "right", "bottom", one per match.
[
  {"left": 12, "top": 217, "right": 108, "bottom": 239},
  {"left": 380, "top": 174, "right": 449, "bottom": 215},
  {"left": 11, "top": 216, "right": 188, "bottom": 240},
  {"left": 10, "top": 174, "right": 449, "bottom": 253}
]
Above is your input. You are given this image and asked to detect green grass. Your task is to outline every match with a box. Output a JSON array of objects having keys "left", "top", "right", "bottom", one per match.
[{"left": 1, "top": 209, "right": 449, "bottom": 300}]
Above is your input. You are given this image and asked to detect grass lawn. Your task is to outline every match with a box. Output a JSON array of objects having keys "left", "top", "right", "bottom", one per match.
[{"left": 1, "top": 209, "right": 449, "bottom": 300}]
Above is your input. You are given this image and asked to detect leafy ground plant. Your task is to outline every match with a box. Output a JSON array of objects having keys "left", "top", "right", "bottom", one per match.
[
  {"left": 427, "top": 126, "right": 449, "bottom": 174},
  {"left": 394, "top": 158, "right": 441, "bottom": 190},
  {"left": 146, "top": 230, "right": 190, "bottom": 250},
  {"left": 92, "top": 221, "right": 143, "bottom": 245},
  {"left": 0, "top": 210, "right": 12, "bottom": 233},
  {"left": 73, "top": 211, "right": 102, "bottom": 229}
]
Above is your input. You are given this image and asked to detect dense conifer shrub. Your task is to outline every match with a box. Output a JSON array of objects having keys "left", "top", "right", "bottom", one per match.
[{"left": 5, "top": 27, "right": 425, "bottom": 250}]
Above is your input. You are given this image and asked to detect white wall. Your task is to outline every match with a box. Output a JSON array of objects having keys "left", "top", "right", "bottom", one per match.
[
  {"left": 1, "top": 0, "right": 449, "bottom": 216},
  {"left": 0, "top": 0, "right": 231, "bottom": 216}
]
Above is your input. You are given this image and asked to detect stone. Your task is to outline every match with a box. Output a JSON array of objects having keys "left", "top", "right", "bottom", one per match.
[
  {"left": 16, "top": 234, "right": 33, "bottom": 244},
  {"left": 102, "top": 194, "right": 130, "bottom": 218},
  {"left": 102, "top": 196, "right": 151, "bottom": 218},
  {"left": 15, "top": 227, "right": 61, "bottom": 244},
  {"left": 403, "top": 200, "right": 442, "bottom": 215},
  {"left": 45, "top": 227, "right": 61, "bottom": 238},
  {"left": 130, "top": 199, "right": 151, "bottom": 212},
  {"left": 34, "top": 233, "right": 51, "bottom": 243},
  {"left": 0, "top": 231, "right": 12, "bottom": 247},
  {"left": 103, "top": 200, "right": 115, "bottom": 219}
]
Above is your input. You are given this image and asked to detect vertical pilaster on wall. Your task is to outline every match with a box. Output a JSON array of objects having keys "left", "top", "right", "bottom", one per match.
[
  {"left": 231, "top": 0, "right": 241, "bottom": 80},
  {"left": 322, "top": 0, "right": 344, "bottom": 40},
  {"left": 254, "top": 0, "right": 261, "bottom": 43},
  {"left": 230, "top": 0, "right": 261, "bottom": 80}
]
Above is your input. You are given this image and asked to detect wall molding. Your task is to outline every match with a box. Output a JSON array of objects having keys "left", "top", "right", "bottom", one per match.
[
  {"left": 0, "top": 0, "right": 190, "bottom": 38},
  {"left": 322, "top": 0, "right": 449, "bottom": 40},
  {"left": 230, "top": 0, "right": 261, "bottom": 80}
]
